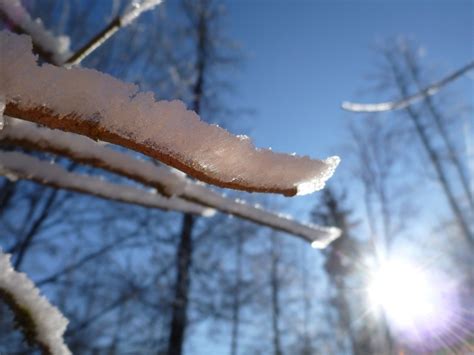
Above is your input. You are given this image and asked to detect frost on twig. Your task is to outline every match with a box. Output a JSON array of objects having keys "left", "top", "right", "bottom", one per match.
[
  {"left": 0, "top": 151, "right": 215, "bottom": 216},
  {"left": 0, "top": 250, "right": 71, "bottom": 355},
  {"left": 0, "top": 0, "right": 71, "bottom": 65},
  {"left": 65, "top": 0, "right": 163, "bottom": 66},
  {"left": 342, "top": 60, "right": 474, "bottom": 113},
  {"left": 121, "top": 0, "right": 163, "bottom": 26},
  {"left": 0, "top": 0, "right": 161, "bottom": 66},
  {"left": 1, "top": 30, "right": 339, "bottom": 197},
  {"left": 0, "top": 118, "right": 340, "bottom": 246}
]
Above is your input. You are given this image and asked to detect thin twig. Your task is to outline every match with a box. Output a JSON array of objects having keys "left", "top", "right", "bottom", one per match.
[
  {"left": 65, "top": 0, "right": 163, "bottom": 66},
  {"left": 342, "top": 60, "right": 474, "bottom": 113}
]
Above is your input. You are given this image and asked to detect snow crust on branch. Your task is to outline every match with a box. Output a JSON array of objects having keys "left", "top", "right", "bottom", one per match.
[
  {"left": 0, "top": 117, "right": 186, "bottom": 197},
  {"left": 0, "top": 151, "right": 215, "bottom": 216},
  {"left": 0, "top": 0, "right": 71, "bottom": 65},
  {"left": 0, "top": 30, "right": 339, "bottom": 197},
  {"left": 65, "top": 0, "right": 163, "bottom": 66},
  {"left": 0, "top": 118, "right": 340, "bottom": 245},
  {"left": 0, "top": 250, "right": 71, "bottom": 355},
  {"left": 121, "top": 0, "right": 163, "bottom": 26},
  {"left": 342, "top": 60, "right": 474, "bottom": 113}
]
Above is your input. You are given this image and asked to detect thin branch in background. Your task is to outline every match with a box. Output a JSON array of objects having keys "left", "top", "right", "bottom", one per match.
[
  {"left": 401, "top": 49, "right": 474, "bottom": 210},
  {"left": 383, "top": 50, "right": 474, "bottom": 247},
  {"left": 36, "top": 233, "right": 137, "bottom": 287},
  {"left": 65, "top": 0, "right": 163, "bottom": 66},
  {"left": 342, "top": 60, "right": 474, "bottom": 113}
]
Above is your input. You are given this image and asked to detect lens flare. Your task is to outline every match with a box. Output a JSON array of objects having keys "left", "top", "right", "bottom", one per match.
[
  {"left": 367, "top": 258, "right": 464, "bottom": 349},
  {"left": 368, "top": 260, "right": 437, "bottom": 328}
]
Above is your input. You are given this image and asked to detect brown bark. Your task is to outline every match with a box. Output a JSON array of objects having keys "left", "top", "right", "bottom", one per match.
[
  {"left": 4, "top": 103, "right": 298, "bottom": 197},
  {"left": 1, "top": 128, "right": 338, "bottom": 244}
]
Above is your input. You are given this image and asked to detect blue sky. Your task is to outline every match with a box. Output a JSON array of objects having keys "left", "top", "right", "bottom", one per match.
[
  {"left": 219, "top": 0, "right": 473, "bottom": 215},
  {"left": 189, "top": 5, "right": 472, "bottom": 351},
  {"left": 224, "top": 0, "right": 472, "bottom": 156},
  {"left": 2, "top": 2, "right": 470, "bottom": 353}
]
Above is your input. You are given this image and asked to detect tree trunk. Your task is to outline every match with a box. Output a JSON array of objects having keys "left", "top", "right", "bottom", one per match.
[
  {"left": 270, "top": 238, "right": 283, "bottom": 355},
  {"left": 403, "top": 50, "right": 474, "bottom": 211},
  {"left": 385, "top": 51, "right": 473, "bottom": 248},
  {"left": 0, "top": 179, "right": 16, "bottom": 215},
  {"left": 230, "top": 234, "right": 243, "bottom": 355},
  {"left": 167, "top": 213, "right": 195, "bottom": 355},
  {"left": 165, "top": 4, "right": 209, "bottom": 354}
]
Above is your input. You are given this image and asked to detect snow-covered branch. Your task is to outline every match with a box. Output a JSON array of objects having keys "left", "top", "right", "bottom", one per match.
[
  {"left": 0, "top": 118, "right": 340, "bottom": 246},
  {"left": 65, "top": 0, "right": 163, "bottom": 66},
  {"left": 342, "top": 60, "right": 474, "bottom": 113},
  {"left": 0, "top": 0, "right": 71, "bottom": 65},
  {"left": 0, "top": 151, "right": 214, "bottom": 216},
  {"left": 0, "top": 250, "right": 71, "bottom": 355},
  {"left": 1, "top": 30, "right": 339, "bottom": 197}
]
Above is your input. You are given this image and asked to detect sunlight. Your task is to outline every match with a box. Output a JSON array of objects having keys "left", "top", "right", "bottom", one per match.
[
  {"left": 365, "top": 257, "right": 471, "bottom": 352},
  {"left": 368, "top": 259, "right": 440, "bottom": 331}
]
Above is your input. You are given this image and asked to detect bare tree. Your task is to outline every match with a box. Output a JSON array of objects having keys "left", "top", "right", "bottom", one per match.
[{"left": 378, "top": 42, "right": 472, "bottom": 247}]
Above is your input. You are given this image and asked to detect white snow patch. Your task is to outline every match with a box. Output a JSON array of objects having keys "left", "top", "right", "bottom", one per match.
[
  {"left": 0, "top": 250, "right": 71, "bottom": 355},
  {"left": 0, "top": 0, "right": 71, "bottom": 64},
  {"left": 0, "top": 117, "right": 187, "bottom": 196},
  {"left": 183, "top": 187, "right": 341, "bottom": 245},
  {"left": 0, "top": 150, "right": 215, "bottom": 216},
  {"left": 0, "top": 119, "right": 340, "bottom": 244},
  {"left": 0, "top": 30, "right": 339, "bottom": 196},
  {"left": 121, "top": 0, "right": 162, "bottom": 26}
]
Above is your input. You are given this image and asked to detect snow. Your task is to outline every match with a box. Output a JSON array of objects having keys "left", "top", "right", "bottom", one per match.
[
  {"left": 0, "top": 117, "right": 188, "bottom": 196},
  {"left": 0, "top": 118, "right": 340, "bottom": 245},
  {"left": 341, "top": 101, "right": 396, "bottom": 113},
  {"left": 121, "top": 0, "right": 163, "bottom": 26},
  {"left": 0, "top": 250, "right": 71, "bottom": 355},
  {"left": 0, "top": 1, "right": 71, "bottom": 65},
  {"left": 0, "top": 30, "right": 339, "bottom": 196},
  {"left": 342, "top": 60, "right": 474, "bottom": 113},
  {"left": 185, "top": 189, "right": 341, "bottom": 246},
  {"left": 0, "top": 151, "right": 215, "bottom": 216}
]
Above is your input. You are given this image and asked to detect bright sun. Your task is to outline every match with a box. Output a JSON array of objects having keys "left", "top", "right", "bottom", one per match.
[
  {"left": 367, "top": 259, "right": 439, "bottom": 331},
  {"left": 365, "top": 257, "right": 467, "bottom": 351}
]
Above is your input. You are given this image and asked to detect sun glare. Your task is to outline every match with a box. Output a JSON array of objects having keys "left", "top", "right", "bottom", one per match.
[
  {"left": 365, "top": 257, "right": 472, "bottom": 352},
  {"left": 368, "top": 260, "right": 438, "bottom": 330}
]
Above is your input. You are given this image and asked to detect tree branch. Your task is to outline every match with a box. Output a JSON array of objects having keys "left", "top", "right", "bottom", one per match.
[
  {"left": 1, "top": 30, "right": 339, "bottom": 198},
  {"left": 65, "top": 0, "right": 163, "bottom": 66},
  {"left": 1, "top": 118, "right": 340, "bottom": 246},
  {"left": 0, "top": 151, "right": 214, "bottom": 216},
  {"left": 342, "top": 60, "right": 474, "bottom": 113},
  {"left": 0, "top": 250, "right": 71, "bottom": 354}
]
